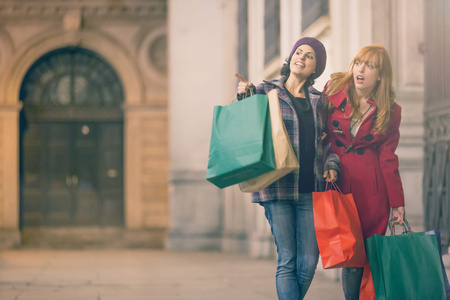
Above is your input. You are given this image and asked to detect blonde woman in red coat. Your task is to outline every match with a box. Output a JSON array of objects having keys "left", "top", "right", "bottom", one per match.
[{"left": 324, "top": 44, "right": 406, "bottom": 300}]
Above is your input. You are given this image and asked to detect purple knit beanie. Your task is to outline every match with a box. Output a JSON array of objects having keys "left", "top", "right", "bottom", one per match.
[{"left": 289, "top": 37, "right": 327, "bottom": 79}]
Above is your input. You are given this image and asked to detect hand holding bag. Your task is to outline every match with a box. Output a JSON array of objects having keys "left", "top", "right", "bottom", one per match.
[
  {"left": 366, "top": 219, "right": 447, "bottom": 300},
  {"left": 206, "top": 93, "right": 275, "bottom": 189},
  {"left": 312, "top": 182, "right": 366, "bottom": 269},
  {"left": 239, "top": 89, "right": 299, "bottom": 192}
]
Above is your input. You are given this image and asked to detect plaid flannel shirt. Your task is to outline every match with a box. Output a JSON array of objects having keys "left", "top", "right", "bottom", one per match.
[{"left": 239, "top": 76, "right": 340, "bottom": 203}]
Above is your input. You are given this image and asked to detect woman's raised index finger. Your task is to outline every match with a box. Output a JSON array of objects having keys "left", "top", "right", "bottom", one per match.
[{"left": 234, "top": 72, "right": 247, "bottom": 83}]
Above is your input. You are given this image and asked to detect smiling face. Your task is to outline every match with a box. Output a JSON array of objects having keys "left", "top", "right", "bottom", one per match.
[
  {"left": 289, "top": 44, "right": 317, "bottom": 79},
  {"left": 352, "top": 58, "right": 381, "bottom": 96}
]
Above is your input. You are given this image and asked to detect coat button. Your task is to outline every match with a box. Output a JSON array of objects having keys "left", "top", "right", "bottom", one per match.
[{"left": 360, "top": 134, "right": 374, "bottom": 141}]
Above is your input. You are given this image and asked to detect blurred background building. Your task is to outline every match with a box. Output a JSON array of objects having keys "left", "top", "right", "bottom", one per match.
[
  {"left": 0, "top": 0, "right": 448, "bottom": 268},
  {"left": 0, "top": 0, "right": 169, "bottom": 248}
]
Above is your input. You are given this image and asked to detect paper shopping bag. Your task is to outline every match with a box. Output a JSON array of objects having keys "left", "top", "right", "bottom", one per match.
[
  {"left": 366, "top": 219, "right": 446, "bottom": 300},
  {"left": 239, "top": 89, "right": 299, "bottom": 192},
  {"left": 312, "top": 183, "right": 366, "bottom": 269},
  {"left": 359, "top": 259, "right": 376, "bottom": 300},
  {"left": 206, "top": 94, "right": 275, "bottom": 189}
]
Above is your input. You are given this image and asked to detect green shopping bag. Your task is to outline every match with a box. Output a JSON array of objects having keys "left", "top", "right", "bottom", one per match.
[
  {"left": 206, "top": 94, "right": 275, "bottom": 189},
  {"left": 366, "top": 219, "right": 446, "bottom": 300}
]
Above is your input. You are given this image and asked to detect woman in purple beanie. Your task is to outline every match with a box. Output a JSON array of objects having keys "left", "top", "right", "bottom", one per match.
[{"left": 235, "top": 37, "right": 339, "bottom": 300}]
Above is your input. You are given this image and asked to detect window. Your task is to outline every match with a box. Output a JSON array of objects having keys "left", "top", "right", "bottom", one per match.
[
  {"left": 238, "top": 0, "right": 249, "bottom": 79},
  {"left": 264, "top": 0, "right": 280, "bottom": 65},
  {"left": 20, "top": 47, "right": 124, "bottom": 120},
  {"left": 302, "top": 0, "right": 329, "bottom": 30}
]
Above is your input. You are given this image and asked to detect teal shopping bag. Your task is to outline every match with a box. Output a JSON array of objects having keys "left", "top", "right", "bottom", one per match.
[
  {"left": 206, "top": 94, "right": 275, "bottom": 189},
  {"left": 366, "top": 219, "right": 446, "bottom": 300}
]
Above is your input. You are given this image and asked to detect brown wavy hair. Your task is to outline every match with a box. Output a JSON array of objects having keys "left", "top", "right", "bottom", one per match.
[{"left": 326, "top": 44, "right": 396, "bottom": 134}]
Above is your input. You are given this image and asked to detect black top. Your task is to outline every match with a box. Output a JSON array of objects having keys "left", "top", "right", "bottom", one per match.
[{"left": 285, "top": 87, "right": 315, "bottom": 193}]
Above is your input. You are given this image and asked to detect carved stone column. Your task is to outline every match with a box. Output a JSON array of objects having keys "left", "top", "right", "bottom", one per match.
[
  {"left": 0, "top": 104, "right": 22, "bottom": 248},
  {"left": 423, "top": 0, "right": 450, "bottom": 252}
]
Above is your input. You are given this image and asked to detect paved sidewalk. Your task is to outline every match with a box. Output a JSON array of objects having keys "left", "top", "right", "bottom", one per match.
[{"left": 0, "top": 249, "right": 344, "bottom": 300}]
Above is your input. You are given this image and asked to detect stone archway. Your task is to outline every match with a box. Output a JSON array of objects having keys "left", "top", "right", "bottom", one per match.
[
  {"left": 19, "top": 46, "right": 125, "bottom": 230},
  {"left": 0, "top": 29, "right": 146, "bottom": 246}
]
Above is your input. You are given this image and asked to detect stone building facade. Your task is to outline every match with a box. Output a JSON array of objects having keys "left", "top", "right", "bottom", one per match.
[{"left": 0, "top": 0, "right": 169, "bottom": 248}]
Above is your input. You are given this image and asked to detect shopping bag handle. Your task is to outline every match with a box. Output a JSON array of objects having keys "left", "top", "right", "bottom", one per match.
[
  {"left": 241, "top": 87, "right": 254, "bottom": 100},
  {"left": 232, "top": 88, "right": 254, "bottom": 103},
  {"left": 388, "top": 218, "right": 412, "bottom": 235},
  {"left": 325, "top": 181, "right": 343, "bottom": 194}
]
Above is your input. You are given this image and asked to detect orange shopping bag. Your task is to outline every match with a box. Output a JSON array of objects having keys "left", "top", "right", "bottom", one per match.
[
  {"left": 359, "top": 259, "right": 376, "bottom": 300},
  {"left": 312, "top": 182, "right": 366, "bottom": 269}
]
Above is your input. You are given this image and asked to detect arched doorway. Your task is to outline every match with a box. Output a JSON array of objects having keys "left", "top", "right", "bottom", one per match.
[{"left": 19, "top": 47, "right": 125, "bottom": 229}]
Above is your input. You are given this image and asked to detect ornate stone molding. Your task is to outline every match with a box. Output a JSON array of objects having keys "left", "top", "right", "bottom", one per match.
[
  {"left": 134, "top": 25, "right": 167, "bottom": 88},
  {"left": 424, "top": 108, "right": 450, "bottom": 143},
  {"left": 0, "top": 0, "right": 167, "bottom": 20},
  {"left": 148, "top": 34, "right": 167, "bottom": 75}
]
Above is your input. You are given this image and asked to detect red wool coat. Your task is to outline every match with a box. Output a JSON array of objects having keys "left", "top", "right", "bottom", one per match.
[{"left": 326, "top": 85, "right": 405, "bottom": 238}]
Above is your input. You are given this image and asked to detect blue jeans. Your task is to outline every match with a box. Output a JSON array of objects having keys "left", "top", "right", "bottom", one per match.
[
  {"left": 342, "top": 267, "right": 364, "bottom": 300},
  {"left": 263, "top": 193, "right": 319, "bottom": 300}
]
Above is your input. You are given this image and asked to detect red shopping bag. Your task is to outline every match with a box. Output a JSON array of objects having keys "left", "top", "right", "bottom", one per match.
[
  {"left": 359, "top": 260, "right": 376, "bottom": 300},
  {"left": 312, "top": 183, "right": 366, "bottom": 269}
]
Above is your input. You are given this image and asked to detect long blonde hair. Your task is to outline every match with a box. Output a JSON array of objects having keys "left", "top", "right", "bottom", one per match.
[{"left": 326, "top": 44, "right": 396, "bottom": 134}]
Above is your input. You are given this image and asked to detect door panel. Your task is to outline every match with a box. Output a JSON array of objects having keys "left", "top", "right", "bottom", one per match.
[
  {"left": 22, "top": 123, "right": 43, "bottom": 226},
  {"left": 22, "top": 121, "right": 123, "bottom": 227},
  {"left": 98, "top": 123, "right": 124, "bottom": 225},
  {"left": 45, "top": 123, "right": 73, "bottom": 226},
  {"left": 73, "top": 122, "right": 99, "bottom": 225}
]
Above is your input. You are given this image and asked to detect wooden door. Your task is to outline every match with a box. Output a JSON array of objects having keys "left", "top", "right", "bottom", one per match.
[
  {"left": 22, "top": 121, "right": 123, "bottom": 226},
  {"left": 19, "top": 46, "right": 125, "bottom": 228}
]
